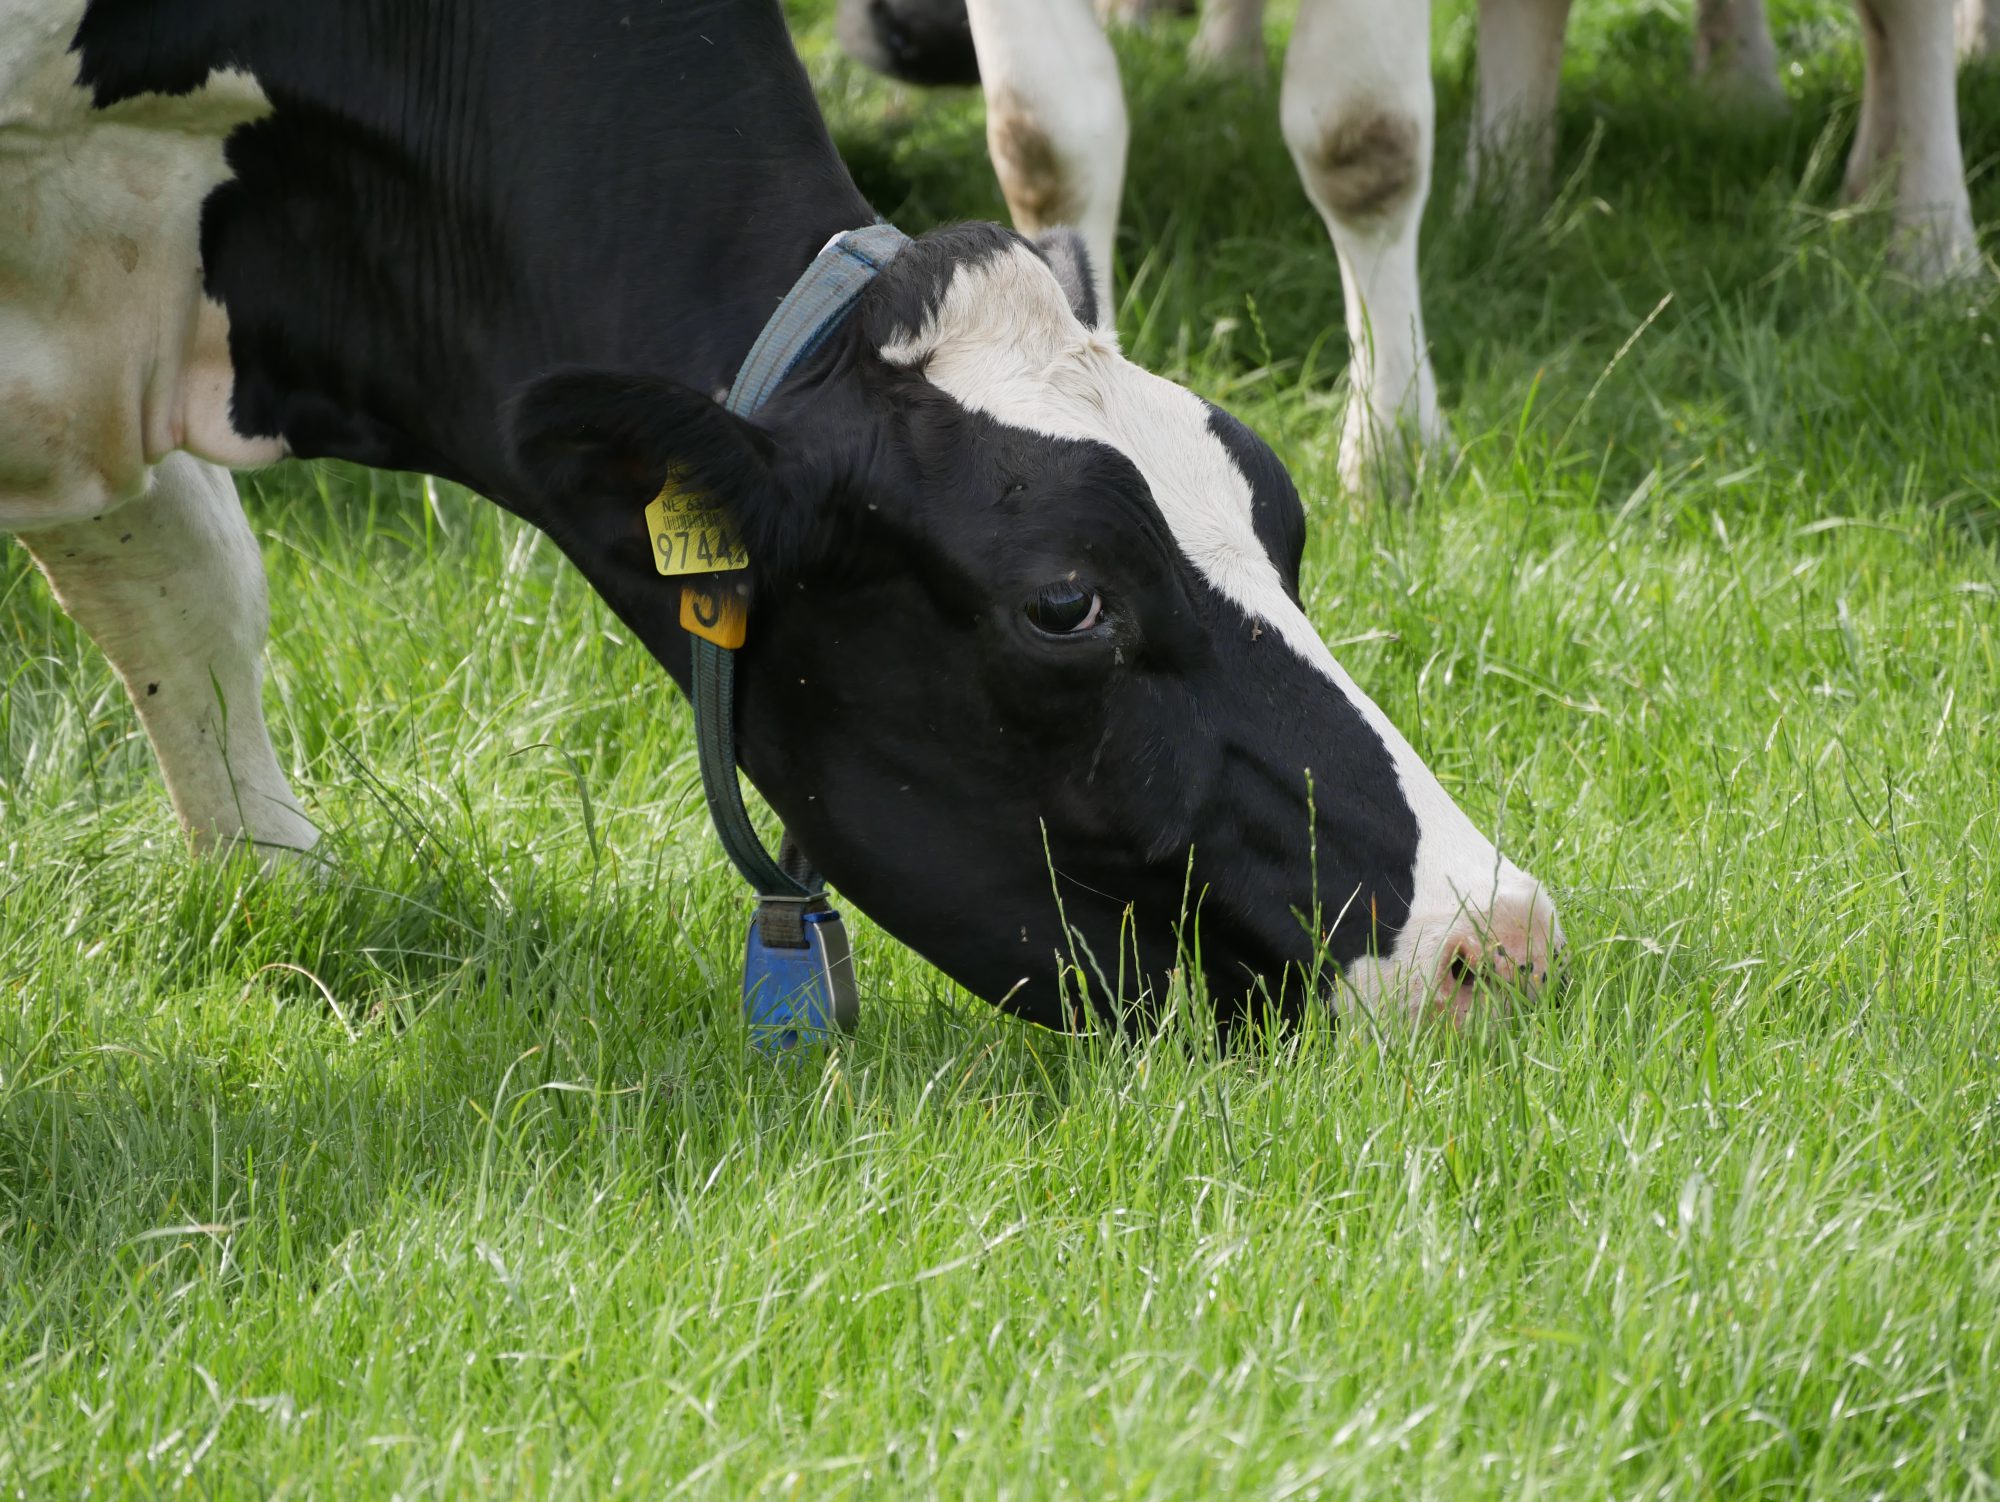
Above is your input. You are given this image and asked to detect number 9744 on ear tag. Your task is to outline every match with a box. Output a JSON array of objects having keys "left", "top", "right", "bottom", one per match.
[{"left": 645, "top": 473, "right": 748, "bottom": 577}]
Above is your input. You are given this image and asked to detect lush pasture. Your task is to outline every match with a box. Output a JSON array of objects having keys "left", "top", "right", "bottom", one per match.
[{"left": 4, "top": 0, "right": 1999, "bottom": 1494}]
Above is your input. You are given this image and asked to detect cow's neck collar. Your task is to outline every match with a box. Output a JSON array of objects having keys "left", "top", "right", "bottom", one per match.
[
  {"left": 693, "top": 222, "right": 910, "bottom": 903},
  {"left": 724, "top": 225, "right": 910, "bottom": 426}
]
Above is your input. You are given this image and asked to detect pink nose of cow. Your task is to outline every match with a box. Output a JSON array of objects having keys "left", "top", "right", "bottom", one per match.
[{"left": 1430, "top": 882, "right": 1565, "bottom": 1024}]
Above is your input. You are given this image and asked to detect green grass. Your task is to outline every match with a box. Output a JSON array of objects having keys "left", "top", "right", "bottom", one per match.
[{"left": 6, "top": 0, "right": 2000, "bottom": 1494}]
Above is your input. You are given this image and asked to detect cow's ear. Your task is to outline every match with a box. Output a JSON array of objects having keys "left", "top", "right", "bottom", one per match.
[
  {"left": 1035, "top": 228, "right": 1105, "bottom": 332},
  {"left": 507, "top": 369, "right": 778, "bottom": 519}
]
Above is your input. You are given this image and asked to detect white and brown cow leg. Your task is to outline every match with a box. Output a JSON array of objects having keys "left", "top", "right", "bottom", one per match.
[
  {"left": 967, "top": 0, "right": 1128, "bottom": 316},
  {"left": 1281, "top": 0, "right": 1447, "bottom": 492},
  {"left": 1692, "top": 0, "right": 1787, "bottom": 109},
  {"left": 1847, "top": 0, "right": 1981, "bottom": 282},
  {"left": 16, "top": 455, "right": 319, "bottom": 865},
  {"left": 1464, "top": 0, "right": 1575, "bottom": 208},
  {"left": 1957, "top": 0, "right": 2000, "bottom": 56},
  {"left": 1189, "top": 0, "right": 1269, "bottom": 74}
]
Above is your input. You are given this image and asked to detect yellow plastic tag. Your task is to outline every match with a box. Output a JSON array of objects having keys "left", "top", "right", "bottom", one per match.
[
  {"left": 680, "top": 582, "right": 750, "bottom": 649},
  {"left": 645, "top": 471, "right": 748, "bottom": 576}
]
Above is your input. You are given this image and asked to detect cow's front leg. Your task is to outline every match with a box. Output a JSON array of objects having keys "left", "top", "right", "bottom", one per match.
[
  {"left": 16, "top": 455, "right": 319, "bottom": 863},
  {"left": 1693, "top": 0, "right": 1787, "bottom": 107},
  {"left": 1464, "top": 0, "right": 1575, "bottom": 206},
  {"left": 1847, "top": 0, "right": 1980, "bottom": 281},
  {"left": 1096, "top": 0, "right": 1192, "bottom": 22},
  {"left": 1282, "top": 0, "right": 1446, "bottom": 492},
  {"left": 1190, "top": 0, "right": 1269, "bottom": 73},
  {"left": 967, "top": 0, "right": 1128, "bottom": 316}
]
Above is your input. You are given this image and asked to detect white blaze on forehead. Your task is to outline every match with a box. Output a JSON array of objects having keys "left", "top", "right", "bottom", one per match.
[{"left": 878, "top": 243, "right": 1543, "bottom": 1009}]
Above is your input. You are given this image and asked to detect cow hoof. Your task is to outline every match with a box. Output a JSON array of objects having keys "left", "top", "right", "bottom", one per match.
[
  {"left": 1692, "top": 60, "right": 1789, "bottom": 115},
  {"left": 1888, "top": 220, "right": 1989, "bottom": 290},
  {"left": 194, "top": 830, "right": 331, "bottom": 880}
]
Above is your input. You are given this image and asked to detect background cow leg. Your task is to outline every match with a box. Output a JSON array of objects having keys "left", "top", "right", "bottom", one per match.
[
  {"left": 1281, "top": 0, "right": 1445, "bottom": 491},
  {"left": 16, "top": 455, "right": 319, "bottom": 863},
  {"left": 1097, "top": 0, "right": 1194, "bottom": 21},
  {"left": 1190, "top": 0, "right": 1269, "bottom": 72},
  {"left": 1958, "top": 0, "right": 1999, "bottom": 54},
  {"left": 1693, "top": 0, "right": 1787, "bottom": 107},
  {"left": 967, "top": 0, "right": 1128, "bottom": 315},
  {"left": 1465, "top": 0, "right": 1575, "bottom": 206},
  {"left": 1845, "top": 0, "right": 1902, "bottom": 201},
  {"left": 1846, "top": 0, "right": 1979, "bottom": 281}
]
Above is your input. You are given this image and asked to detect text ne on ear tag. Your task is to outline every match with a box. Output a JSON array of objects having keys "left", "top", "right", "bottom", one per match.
[
  {"left": 645, "top": 469, "right": 749, "bottom": 577},
  {"left": 680, "top": 583, "right": 749, "bottom": 649}
]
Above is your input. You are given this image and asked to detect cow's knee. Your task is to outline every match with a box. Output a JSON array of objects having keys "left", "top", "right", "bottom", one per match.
[
  {"left": 1286, "top": 104, "right": 1427, "bottom": 226},
  {"left": 970, "top": 0, "right": 1127, "bottom": 301},
  {"left": 989, "top": 89, "right": 1096, "bottom": 227},
  {"left": 1280, "top": 0, "right": 1432, "bottom": 228}
]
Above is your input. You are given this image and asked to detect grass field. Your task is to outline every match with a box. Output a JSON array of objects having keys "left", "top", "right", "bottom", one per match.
[{"left": 5, "top": 0, "right": 2000, "bottom": 1494}]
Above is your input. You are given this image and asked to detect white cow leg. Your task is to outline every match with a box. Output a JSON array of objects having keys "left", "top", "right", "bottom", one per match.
[
  {"left": 1847, "top": 0, "right": 1980, "bottom": 282},
  {"left": 967, "top": 0, "right": 1128, "bottom": 315},
  {"left": 1096, "top": 0, "right": 1188, "bottom": 21},
  {"left": 16, "top": 455, "right": 319, "bottom": 862},
  {"left": 1190, "top": 0, "right": 1269, "bottom": 73},
  {"left": 1693, "top": 0, "right": 1787, "bottom": 107},
  {"left": 1846, "top": 0, "right": 1901, "bottom": 199},
  {"left": 1465, "top": 0, "right": 1575, "bottom": 206},
  {"left": 1281, "top": 0, "right": 1446, "bottom": 492},
  {"left": 1957, "top": 0, "right": 2000, "bottom": 55}
]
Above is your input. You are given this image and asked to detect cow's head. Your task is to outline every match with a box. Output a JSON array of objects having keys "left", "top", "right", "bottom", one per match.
[{"left": 509, "top": 225, "right": 1561, "bottom": 1030}]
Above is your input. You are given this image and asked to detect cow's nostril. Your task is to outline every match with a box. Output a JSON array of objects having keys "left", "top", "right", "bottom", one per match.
[
  {"left": 1431, "top": 917, "right": 1553, "bottom": 1022},
  {"left": 1413, "top": 880, "right": 1561, "bottom": 1026}
]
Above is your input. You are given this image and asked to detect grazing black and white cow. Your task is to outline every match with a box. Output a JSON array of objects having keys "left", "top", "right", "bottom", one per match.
[
  {"left": 843, "top": 0, "right": 1984, "bottom": 490},
  {"left": 0, "top": 0, "right": 1560, "bottom": 1029}
]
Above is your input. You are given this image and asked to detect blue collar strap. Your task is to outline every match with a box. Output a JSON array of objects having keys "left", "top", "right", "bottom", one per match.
[
  {"left": 690, "top": 223, "right": 910, "bottom": 911},
  {"left": 726, "top": 224, "right": 910, "bottom": 416}
]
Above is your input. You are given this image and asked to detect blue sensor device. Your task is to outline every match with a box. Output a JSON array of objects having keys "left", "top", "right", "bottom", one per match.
[{"left": 743, "top": 905, "right": 859, "bottom": 1054}]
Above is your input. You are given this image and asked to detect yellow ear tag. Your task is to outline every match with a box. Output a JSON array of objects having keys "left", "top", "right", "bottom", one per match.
[
  {"left": 645, "top": 470, "right": 749, "bottom": 577},
  {"left": 680, "top": 581, "right": 750, "bottom": 649}
]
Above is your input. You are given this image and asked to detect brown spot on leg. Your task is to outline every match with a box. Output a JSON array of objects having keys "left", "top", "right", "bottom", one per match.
[
  {"left": 989, "top": 90, "right": 1084, "bottom": 229},
  {"left": 1302, "top": 111, "right": 1423, "bottom": 223}
]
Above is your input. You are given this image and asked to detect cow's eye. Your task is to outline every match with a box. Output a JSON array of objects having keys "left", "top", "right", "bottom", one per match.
[{"left": 1026, "top": 580, "right": 1102, "bottom": 635}]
